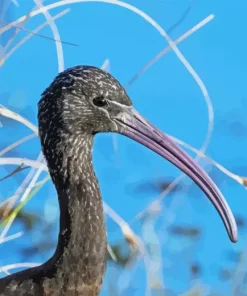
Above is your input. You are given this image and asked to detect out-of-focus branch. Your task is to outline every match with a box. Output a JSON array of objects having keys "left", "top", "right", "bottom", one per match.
[
  {"left": 0, "top": 157, "right": 47, "bottom": 171},
  {"left": 0, "top": 263, "right": 41, "bottom": 276},
  {"left": 0, "top": 134, "right": 36, "bottom": 157},
  {"left": 0, "top": 231, "right": 23, "bottom": 244},
  {"left": 0, "top": 9, "right": 70, "bottom": 66},
  {"left": 126, "top": 15, "right": 214, "bottom": 88},
  {"left": 103, "top": 201, "right": 144, "bottom": 253},
  {"left": 33, "top": 0, "right": 65, "bottom": 73},
  {"left": 0, "top": 105, "right": 38, "bottom": 134},
  {"left": 3, "top": 6, "right": 32, "bottom": 53}
]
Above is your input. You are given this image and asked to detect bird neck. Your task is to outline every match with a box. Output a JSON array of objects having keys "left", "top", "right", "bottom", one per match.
[{"left": 46, "top": 133, "right": 107, "bottom": 290}]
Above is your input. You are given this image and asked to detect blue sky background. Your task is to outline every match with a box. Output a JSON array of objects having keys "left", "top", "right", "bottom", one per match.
[{"left": 0, "top": 0, "right": 247, "bottom": 295}]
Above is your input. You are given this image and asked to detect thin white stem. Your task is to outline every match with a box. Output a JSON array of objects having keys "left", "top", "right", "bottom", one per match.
[
  {"left": 33, "top": 0, "right": 65, "bottom": 73},
  {"left": 0, "top": 157, "right": 47, "bottom": 171},
  {"left": 4, "top": 8, "right": 33, "bottom": 53},
  {"left": 0, "top": 232, "right": 23, "bottom": 244},
  {"left": 107, "top": 244, "right": 117, "bottom": 262},
  {"left": 11, "top": 0, "right": 19, "bottom": 6},
  {"left": 0, "top": 134, "right": 36, "bottom": 157},
  {"left": 0, "top": 0, "right": 210, "bottom": 42},
  {"left": 126, "top": 15, "right": 214, "bottom": 88},
  {"left": 168, "top": 134, "right": 245, "bottom": 185},
  {"left": 100, "top": 59, "right": 119, "bottom": 165},
  {"left": 101, "top": 58, "right": 110, "bottom": 71},
  {"left": 20, "top": 157, "right": 45, "bottom": 202},
  {"left": 0, "top": 0, "right": 11, "bottom": 27},
  {"left": 0, "top": 154, "right": 46, "bottom": 239},
  {"left": 0, "top": 195, "right": 18, "bottom": 209},
  {"left": 0, "top": 9, "right": 70, "bottom": 66},
  {"left": 0, "top": 263, "right": 41, "bottom": 275},
  {"left": 0, "top": 105, "right": 38, "bottom": 135},
  {"left": 103, "top": 201, "right": 144, "bottom": 253}
]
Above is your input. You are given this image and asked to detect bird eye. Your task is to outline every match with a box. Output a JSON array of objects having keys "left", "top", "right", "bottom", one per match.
[{"left": 93, "top": 96, "right": 107, "bottom": 107}]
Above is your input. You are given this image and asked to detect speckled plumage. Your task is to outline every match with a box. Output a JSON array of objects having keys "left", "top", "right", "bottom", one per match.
[
  {"left": 0, "top": 65, "right": 238, "bottom": 295},
  {"left": 0, "top": 66, "right": 132, "bottom": 296}
]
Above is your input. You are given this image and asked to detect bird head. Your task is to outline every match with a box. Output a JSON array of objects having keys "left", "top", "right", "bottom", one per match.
[{"left": 38, "top": 65, "right": 238, "bottom": 243}]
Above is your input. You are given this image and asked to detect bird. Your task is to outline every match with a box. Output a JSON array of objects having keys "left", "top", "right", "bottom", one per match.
[{"left": 0, "top": 65, "right": 238, "bottom": 295}]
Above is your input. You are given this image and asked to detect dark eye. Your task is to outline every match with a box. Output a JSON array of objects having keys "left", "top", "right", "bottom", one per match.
[{"left": 93, "top": 96, "right": 107, "bottom": 107}]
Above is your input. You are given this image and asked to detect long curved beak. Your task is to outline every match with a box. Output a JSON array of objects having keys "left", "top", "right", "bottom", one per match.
[{"left": 114, "top": 107, "right": 238, "bottom": 243}]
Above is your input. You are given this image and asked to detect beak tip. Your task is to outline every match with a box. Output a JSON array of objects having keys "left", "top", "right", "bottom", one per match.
[
  {"left": 120, "top": 109, "right": 239, "bottom": 244},
  {"left": 230, "top": 228, "right": 238, "bottom": 243}
]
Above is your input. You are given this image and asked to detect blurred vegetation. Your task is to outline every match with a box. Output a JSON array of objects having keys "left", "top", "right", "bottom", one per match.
[{"left": 0, "top": 205, "right": 39, "bottom": 230}]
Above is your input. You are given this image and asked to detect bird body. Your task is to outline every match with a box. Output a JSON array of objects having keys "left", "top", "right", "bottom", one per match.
[{"left": 0, "top": 66, "right": 238, "bottom": 295}]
